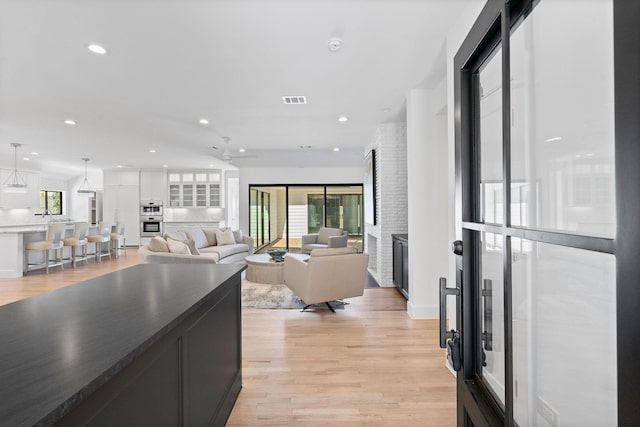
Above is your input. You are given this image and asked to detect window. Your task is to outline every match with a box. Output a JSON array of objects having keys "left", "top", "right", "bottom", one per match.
[{"left": 38, "top": 190, "right": 63, "bottom": 215}]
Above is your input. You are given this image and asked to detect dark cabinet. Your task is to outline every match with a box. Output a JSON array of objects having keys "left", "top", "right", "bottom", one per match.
[{"left": 392, "top": 234, "right": 409, "bottom": 299}]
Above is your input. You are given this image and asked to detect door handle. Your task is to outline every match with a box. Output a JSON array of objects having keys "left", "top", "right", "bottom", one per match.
[
  {"left": 439, "top": 277, "right": 460, "bottom": 348},
  {"left": 440, "top": 277, "right": 461, "bottom": 371}
]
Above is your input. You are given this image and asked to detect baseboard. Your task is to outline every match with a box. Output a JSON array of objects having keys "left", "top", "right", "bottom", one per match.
[{"left": 406, "top": 301, "right": 439, "bottom": 319}]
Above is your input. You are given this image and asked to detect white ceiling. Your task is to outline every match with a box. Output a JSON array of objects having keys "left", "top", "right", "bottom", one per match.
[{"left": 0, "top": 0, "right": 479, "bottom": 179}]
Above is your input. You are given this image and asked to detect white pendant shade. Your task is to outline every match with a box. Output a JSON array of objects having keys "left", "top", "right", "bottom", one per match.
[{"left": 3, "top": 143, "right": 27, "bottom": 193}]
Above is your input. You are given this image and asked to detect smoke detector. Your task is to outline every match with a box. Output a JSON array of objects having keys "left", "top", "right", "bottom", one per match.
[{"left": 328, "top": 37, "right": 342, "bottom": 52}]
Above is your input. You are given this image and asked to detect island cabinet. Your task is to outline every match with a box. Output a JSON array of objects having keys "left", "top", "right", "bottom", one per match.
[
  {"left": 0, "top": 263, "right": 244, "bottom": 426},
  {"left": 392, "top": 234, "right": 409, "bottom": 299}
]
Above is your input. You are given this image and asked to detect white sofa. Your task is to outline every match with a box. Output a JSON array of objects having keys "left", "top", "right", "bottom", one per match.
[{"left": 138, "top": 228, "right": 254, "bottom": 264}]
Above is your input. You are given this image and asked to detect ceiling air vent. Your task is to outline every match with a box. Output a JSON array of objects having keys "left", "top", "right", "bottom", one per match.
[{"left": 282, "top": 95, "right": 307, "bottom": 105}]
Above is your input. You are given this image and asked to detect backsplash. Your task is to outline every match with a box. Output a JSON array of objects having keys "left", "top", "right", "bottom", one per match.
[{"left": 163, "top": 207, "right": 225, "bottom": 222}]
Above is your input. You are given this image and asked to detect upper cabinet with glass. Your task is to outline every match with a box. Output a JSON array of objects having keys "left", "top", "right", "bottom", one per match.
[{"left": 168, "top": 170, "right": 222, "bottom": 208}]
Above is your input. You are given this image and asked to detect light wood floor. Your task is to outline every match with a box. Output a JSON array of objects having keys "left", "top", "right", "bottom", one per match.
[{"left": 0, "top": 249, "right": 456, "bottom": 426}]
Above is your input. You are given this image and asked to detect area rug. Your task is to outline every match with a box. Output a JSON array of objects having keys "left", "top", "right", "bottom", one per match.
[
  {"left": 241, "top": 280, "right": 346, "bottom": 310},
  {"left": 241, "top": 280, "right": 306, "bottom": 309}
]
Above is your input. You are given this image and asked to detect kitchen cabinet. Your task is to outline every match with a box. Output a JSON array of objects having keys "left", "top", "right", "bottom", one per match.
[
  {"left": 167, "top": 170, "right": 221, "bottom": 208},
  {"left": 0, "top": 169, "right": 40, "bottom": 209},
  {"left": 140, "top": 169, "right": 167, "bottom": 203},
  {"left": 103, "top": 170, "right": 140, "bottom": 246},
  {"left": 392, "top": 234, "right": 409, "bottom": 299}
]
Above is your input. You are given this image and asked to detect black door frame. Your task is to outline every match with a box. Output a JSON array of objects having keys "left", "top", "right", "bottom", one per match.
[{"left": 453, "top": 0, "right": 640, "bottom": 424}]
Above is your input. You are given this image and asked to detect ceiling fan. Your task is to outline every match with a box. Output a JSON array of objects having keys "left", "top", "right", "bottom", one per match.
[{"left": 211, "top": 136, "right": 256, "bottom": 163}]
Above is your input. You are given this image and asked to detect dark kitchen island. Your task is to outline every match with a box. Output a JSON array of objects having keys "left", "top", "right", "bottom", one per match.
[{"left": 0, "top": 263, "right": 244, "bottom": 426}]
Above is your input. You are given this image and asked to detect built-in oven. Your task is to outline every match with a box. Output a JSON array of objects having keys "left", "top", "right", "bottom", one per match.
[
  {"left": 140, "top": 201, "right": 163, "bottom": 217},
  {"left": 141, "top": 217, "right": 163, "bottom": 237}
]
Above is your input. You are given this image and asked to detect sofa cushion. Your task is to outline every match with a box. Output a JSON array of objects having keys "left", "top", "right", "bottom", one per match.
[
  {"left": 165, "top": 231, "right": 188, "bottom": 241},
  {"left": 167, "top": 239, "right": 191, "bottom": 255},
  {"left": 182, "top": 238, "right": 200, "bottom": 256},
  {"left": 216, "top": 228, "right": 236, "bottom": 245},
  {"left": 202, "top": 243, "right": 249, "bottom": 259},
  {"left": 317, "top": 227, "right": 343, "bottom": 245},
  {"left": 310, "top": 247, "right": 358, "bottom": 257},
  {"left": 185, "top": 228, "right": 208, "bottom": 249},
  {"left": 232, "top": 229, "right": 243, "bottom": 244},
  {"left": 302, "top": 243, "right": 328, "bottom": 252},
  {"left": 202, "top": 228, "right": 218, "bottom": 246},
  {"left": 148, "top": 236, "right": 169, "bottom": 252}
]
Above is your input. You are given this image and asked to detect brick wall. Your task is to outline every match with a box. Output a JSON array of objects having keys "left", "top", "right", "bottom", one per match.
[{"left": 365, "top": 123, "right": 408, "bottom": 286}]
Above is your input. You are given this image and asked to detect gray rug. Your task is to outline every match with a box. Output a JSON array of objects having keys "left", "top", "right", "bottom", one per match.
[
  {"left": 241, "top": 280, "right": 306, "bottom": 309},
  {"left": 241, "top": 280, "right": 346, "bottom": 310}
]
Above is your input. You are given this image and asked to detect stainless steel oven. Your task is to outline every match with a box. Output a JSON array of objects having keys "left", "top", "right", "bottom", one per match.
[
  {"left": 141, "top": 217, "right": 163, "bottom": 237},
  {"left": 140, "top": 201, "right": 163, "bottom": 217}
]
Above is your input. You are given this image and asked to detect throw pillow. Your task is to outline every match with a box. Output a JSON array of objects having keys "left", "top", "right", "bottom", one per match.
[
  {"left": 182, "top": 238, "right": 200, "bottom": 255},
  {"left": 185, "top": 228, "right": 208, "bottom": 249},
  {"left": 316, "top": 227, "right": 342, "bottom": 245},
  {"left": 165, "top": 231, "right": 188, "bottom": 241},
  {"left": 232, "top": 229, "right": 243, "bottom": 244},
  {"left": 215, "top": 228, "right": 236, "bottom": 246},
  {"left": 202, "top": 228, "right": 218, "bottom": 246},
  {"left": 167, "top": 239, "right": 191, "bottom": 255},
  {"left": 148, "top": 236, "right": 169, "bottom": 252}
]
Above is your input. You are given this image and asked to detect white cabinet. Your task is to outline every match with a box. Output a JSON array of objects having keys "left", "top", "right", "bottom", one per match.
[
  {"left": 0, "top": 169, "right": 40, "bottom": 209},
  {"left": 167, "top": 170, "right": 221, "bottom": 208},
  {"left": 103, "top": 170, "right": 140, "bottom": 246},
  {"left": 140, "top": 169, "right": 167, "bottom": 203}
]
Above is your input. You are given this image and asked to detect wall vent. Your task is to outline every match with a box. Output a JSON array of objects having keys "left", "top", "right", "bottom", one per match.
[{"left": 282, "top": 96, "right": 307, "bottom": 105}]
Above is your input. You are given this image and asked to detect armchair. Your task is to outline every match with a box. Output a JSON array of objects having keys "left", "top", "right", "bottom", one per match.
[
  {"left": 284, "top": 247, "right": 369, "bottom": 312},
  {"left": 300, "top": 227, "right": 349, "bottom": 254}
]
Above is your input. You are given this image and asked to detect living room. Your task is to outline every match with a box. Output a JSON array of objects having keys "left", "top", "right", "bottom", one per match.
[{"left": 2, "top": 0, "right": 638, "bottom": 425}]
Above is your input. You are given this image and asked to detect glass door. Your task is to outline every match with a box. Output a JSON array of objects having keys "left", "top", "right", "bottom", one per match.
[{"left": 449, "top": 0, "right": 640, "bottom": 425}]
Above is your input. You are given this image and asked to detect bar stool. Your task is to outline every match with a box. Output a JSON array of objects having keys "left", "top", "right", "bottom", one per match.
[
  {"left": 63, "top": 222, "right": 89, "bottom": 268},
  {"left": 110, "top": 223, "right": 126, "bottom": 258},
  {"left": 87, "top": 222, "right": 111, "bottom": 262},
  {"left": 24, "top": 223, "right": 66, "bottom": 274}
]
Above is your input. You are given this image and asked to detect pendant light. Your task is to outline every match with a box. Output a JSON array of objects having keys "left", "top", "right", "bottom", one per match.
[
  {"left": 77, "top": 157, "right": 95, "bottom": 195},
  {"left": 3, "top": 143, "right": 27, "bottom": 193}
]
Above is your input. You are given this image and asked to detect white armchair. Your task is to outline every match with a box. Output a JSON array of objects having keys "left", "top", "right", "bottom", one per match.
[
  {"left": 284, "top": 247, "right": 369, "bottom": 312},
  {"left": 300, "top": 227, "right": 349, "bottom": 254}
]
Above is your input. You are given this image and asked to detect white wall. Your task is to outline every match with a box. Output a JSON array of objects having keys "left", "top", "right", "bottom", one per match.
[
  {"left": 238, "top": 167, "right": 363, "bottom": 235},
  {"left": 406, "top": 82, "right": 449, "bottom": 319}
]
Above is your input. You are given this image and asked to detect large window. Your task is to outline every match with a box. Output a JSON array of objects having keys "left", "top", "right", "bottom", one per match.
[
  {"left": 249, "top": 184, "right": 363, "bottom": 252},
  {"left": 38, "top": 190, "right": 63, "bottom": 215}
]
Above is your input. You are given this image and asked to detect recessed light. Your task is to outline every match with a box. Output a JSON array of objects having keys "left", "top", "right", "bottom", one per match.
[
  {"left": 239, "top": 148, "right": 246, "bottom": 153},
  {"left": 382, "top": 107, "right": 392, "bottom": 113},
  {"left": 22, "top": 157, "right": 30, "bottom": 161},
  {"left": 199, "top": 118, "right": 209, "bottom": 125},
  {"left": 333, "top": 147, "right": 340, "bottom": 152},
  {"left": 149, "top": 149, "right": 156, "bottom": 153},
  {"left": 117, "top": 165, "right": 123, "bottom": 168},
  {"left": 209, "top": 164, "right": 215, "bottom": 167},
  {"left": 163, "top": 164, "right": 169, "bottom": 168},
  {"left": 30, "top": 152, "right": 39, "bottom": 156},
  {"left": 64, "top": 119, "right": 77, "bottom": 126},
  {"left": 338, "top": 116, "right": 348, "bottom": 122},
  {"left": 88, "top": 44, "right": 107, "bottom": 55},
  {"left": 586, "top": 153, "right": 594, "bottom": 157}
]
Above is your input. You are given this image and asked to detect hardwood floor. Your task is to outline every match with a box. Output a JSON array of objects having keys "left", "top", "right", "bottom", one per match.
[{"left": 0, "top": 250, "right": 457, "bottom": 426}]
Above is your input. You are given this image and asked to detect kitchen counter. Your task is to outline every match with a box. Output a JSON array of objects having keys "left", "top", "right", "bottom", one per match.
[
  {"left": 0, "top": 263, "right": 244, "bottom": 426},
  {"left": 0, "top": 224, "right": 99, "bottom": 277}
]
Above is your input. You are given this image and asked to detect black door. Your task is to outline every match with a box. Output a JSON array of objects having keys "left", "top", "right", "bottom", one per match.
[{"left": 447, "top": 0, "right": 640, "bottom": 425}]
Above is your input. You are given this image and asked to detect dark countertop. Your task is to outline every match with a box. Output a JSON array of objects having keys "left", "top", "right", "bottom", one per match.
[{"left": 0, "top": 263, "right": 245, "bottom": 426}]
